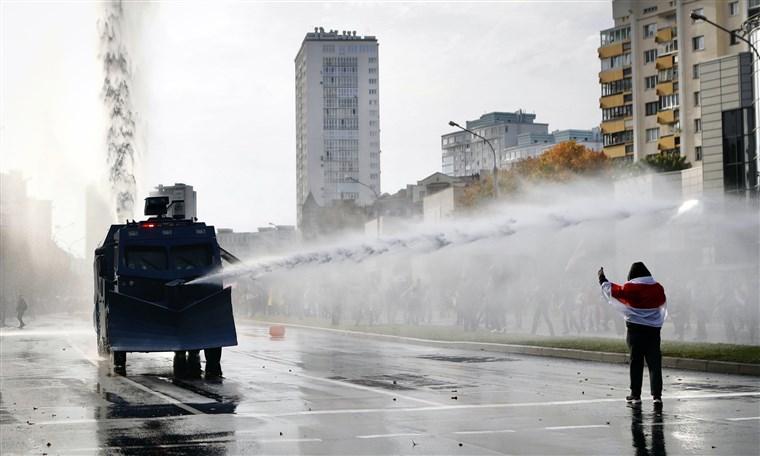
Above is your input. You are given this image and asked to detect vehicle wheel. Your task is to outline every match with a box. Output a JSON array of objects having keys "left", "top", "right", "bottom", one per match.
[
  {"left": 204, "top": 347, "right": 223, "bottom": 377},
  {"left": 113, "top": 351, "right": 126, "bottom": 368},
  {"left": 187, "top": 350, "right": 202, "bottom": 378},
  {"left": 173, "top": 351, "right": 188, "bottom": 377}
]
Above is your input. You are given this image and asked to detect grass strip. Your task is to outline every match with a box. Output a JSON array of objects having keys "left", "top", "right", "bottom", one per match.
[{"left": 257, "top": 316, "right": 760, "bottom": 365}]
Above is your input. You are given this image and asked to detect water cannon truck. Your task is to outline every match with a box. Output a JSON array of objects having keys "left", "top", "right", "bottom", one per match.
[{"left": 93, "top": 196, "right": 239, "bottom": 376}]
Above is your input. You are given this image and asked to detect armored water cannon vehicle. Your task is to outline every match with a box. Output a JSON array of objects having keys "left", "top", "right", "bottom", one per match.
[{"left": 94, "top": 196, "right": 239, "bottom": 376}]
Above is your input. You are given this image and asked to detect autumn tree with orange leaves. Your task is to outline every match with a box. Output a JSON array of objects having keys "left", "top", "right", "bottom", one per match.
[{"left": 459, "top": 141, "right": 611, "bottom": 207}]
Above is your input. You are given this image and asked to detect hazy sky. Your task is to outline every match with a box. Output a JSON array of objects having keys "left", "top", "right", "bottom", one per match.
[{"left": 1, "top": 1, "right": 612, "bottom": 257}]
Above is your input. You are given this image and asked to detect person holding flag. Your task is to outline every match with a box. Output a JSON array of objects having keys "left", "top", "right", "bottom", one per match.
[{"left": 598, "top": 262, "right": 667, "bottom": 406}]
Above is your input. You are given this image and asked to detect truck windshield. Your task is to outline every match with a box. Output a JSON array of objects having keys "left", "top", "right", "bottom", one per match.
[
  {"left": 124, "top": 246, "right": 168, "bottom": 270},
  {"left": 171, "top": 244, "right": 214, "bottom": 270}
]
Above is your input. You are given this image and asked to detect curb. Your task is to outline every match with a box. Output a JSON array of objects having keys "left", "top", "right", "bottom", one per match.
[{"left": 255, "top": 320, "right": 760, "bottom": 377}]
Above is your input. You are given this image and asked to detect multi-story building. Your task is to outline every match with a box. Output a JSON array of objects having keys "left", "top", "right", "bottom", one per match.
[
  {"left": 441, "top": 111, "right": 601, "bottom": 176},
  {"left": 598, "top": 0, "right": 751, "bottom": 165},
  {"left": 295, "top": 28, "right": 381, "bottom": 230},
  {"left": 441, "top": 111, "right": 548, "bottom": 177}
]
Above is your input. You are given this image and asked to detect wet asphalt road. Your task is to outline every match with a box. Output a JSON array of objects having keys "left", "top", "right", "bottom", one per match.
[{"left": 1, "top": 315, "right": 759, "bottom": 455}]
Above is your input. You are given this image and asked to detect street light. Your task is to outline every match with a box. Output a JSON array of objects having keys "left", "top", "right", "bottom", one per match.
[
  {"left": 449, "top": 121, "right": 499, "bottom": 200},
  {"left": 345, "top": 175, "right": 381, "bottom": 237},
  {"left": 689, "top": 12, "right": 760, "bottom": 58},
  {"left": 690, "top": 11, "right": 760, "bottom": 193}
]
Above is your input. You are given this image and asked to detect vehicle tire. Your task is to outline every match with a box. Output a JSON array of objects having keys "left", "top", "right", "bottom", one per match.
[
  {"left": 204, "top": 347, "right": 223, "bottom": 377},
  {"left": 113, "top": 351, "right": 126, "bottom": 367},
  {"left": 187, "top": 350, "right": 202, "bottom": 378}
]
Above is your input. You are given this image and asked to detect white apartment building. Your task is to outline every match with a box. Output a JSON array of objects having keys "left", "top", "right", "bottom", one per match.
[{"left": 295, "top": 28, "right": 381, "bottom": 228}]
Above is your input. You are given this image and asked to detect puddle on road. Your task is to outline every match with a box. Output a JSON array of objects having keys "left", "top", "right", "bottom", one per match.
[{"left": 417, "top": 354, "right": 518, "bottom": 363}]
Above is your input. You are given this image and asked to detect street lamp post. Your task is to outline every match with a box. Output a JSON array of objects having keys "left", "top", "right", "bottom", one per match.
[
  {"left": 449, "top": 121, "right": 499, "bottom": 200},
  {"left": 346, "top": 176, "right": 381, "bottom": 237},
  {"left": 690, "top": 11, "right": 760, "bottom": 194}
]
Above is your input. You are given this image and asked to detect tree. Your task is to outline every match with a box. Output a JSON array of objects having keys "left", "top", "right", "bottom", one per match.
[
  {"left": 629, "top": 151, "right": 691, "bottom": 175},
  {"left": 458, "top": 141, "right": 611, "bottom": 207}
]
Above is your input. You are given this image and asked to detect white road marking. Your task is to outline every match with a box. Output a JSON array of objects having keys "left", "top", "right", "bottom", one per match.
[
  {"left": 726, "top": 416, "right": 760, "bottom": 421},
  {"left": 546, "top": 424, "right": 609, "bottom": 430},
  {"left": 65, "top": 331, "right": 206, "bottom": 416},
  {"left": 260, "top": 391, "right": 760, "bottom": 418},
  {"left": 357, "top": 433, "right": 422, "bottom": 439},
  {"left": 230, "top": 349, "right": 444, "bottom": 407},
  {"left": 453, "top": 430, "right": 516, "bottom": 435},
  {"left": 258, "top": 438, "right": 323, "bottom": 443}
]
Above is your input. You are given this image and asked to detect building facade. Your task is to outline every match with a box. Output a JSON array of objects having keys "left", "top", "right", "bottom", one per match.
[
  {"left": 295, "top": 28, "right": 381, "bottom": 229},
  {"left": 441, "top": 111, "right": 601, "bottom": 176},
  {"left": 598, "top": 0, "right": 751, "bottom": 164},
  {"left": 441, "top": 111, "right": 548, "bottom": 177}
]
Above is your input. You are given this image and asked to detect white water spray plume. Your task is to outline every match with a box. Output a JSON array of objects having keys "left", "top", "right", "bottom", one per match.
[
  {"left": 195, "top": 182, "right": 758, "bottom": 348},
  {"left": 100, "top": 0, "right": 138, "bottom": 222}
]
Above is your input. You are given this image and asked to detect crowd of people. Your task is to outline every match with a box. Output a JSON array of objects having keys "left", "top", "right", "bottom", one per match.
[{"left": 230, "top": 266, "right": 759, "bottom": 345}]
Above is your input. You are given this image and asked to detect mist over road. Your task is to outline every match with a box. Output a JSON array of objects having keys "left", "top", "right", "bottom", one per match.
[{"left": 1, "top": 314, "right": 758, "bottom": 455}]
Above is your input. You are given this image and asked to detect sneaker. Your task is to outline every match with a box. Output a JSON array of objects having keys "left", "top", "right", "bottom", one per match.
[
  {"left": 653, "top": 396, "right": 663, "bottom": 405},
  {"left": 626, "top": 395, "right": 642, "bottom": 403}
]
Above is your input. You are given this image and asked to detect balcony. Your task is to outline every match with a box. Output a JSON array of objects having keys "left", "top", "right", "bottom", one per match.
[
  {"left": 603, "top": 144, "right": 627, "bottom": 158},
  {"left": 656, "top": 81, "right": 675, "bottom": 96},
  {"left": 598, "top": 42, "right": 624, "bottom": 59},
  {"left": 657, "top": 108, "right": 678, "bottom": 124},
  {"left": 599, "top": 68, "right": 624, "bottom": 84},
  {"left": 655, "top": 27, "right": 675, "bottom": 43},
  {"left": 656, "top": 54, "right": 676, "bottom": 70},
  {"left": 601, "top": 119, "right": 626, "bottom": 134},
  {"left": 657, "top": 134, "right": 680, "bottom": 150},
  {"left": 599, "top": 93, "right": 626, "bottom": 109}
]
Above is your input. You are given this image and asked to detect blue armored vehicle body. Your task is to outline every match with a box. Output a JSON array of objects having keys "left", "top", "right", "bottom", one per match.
[{"left": 94, "top": 196, "right": 237, "bottom": 376}]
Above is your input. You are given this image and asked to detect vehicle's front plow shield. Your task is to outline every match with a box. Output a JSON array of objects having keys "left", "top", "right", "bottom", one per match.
[{"left": 106, "top": 287, "right": 237, "bottom": 352}]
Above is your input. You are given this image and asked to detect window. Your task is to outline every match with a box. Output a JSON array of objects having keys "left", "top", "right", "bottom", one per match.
[
  {"left": 695, "top": 118, "right": 702, "bottom": 132},
  {"left": 601, "top": 53, "right": 631, "bottom": 70},
  {"left": 694, "top": 91, "right": 701, "bottom": 106},
  {"left": 599, "top": 26, "right": 631, "bottom": 46},
  {"left": 644, "top": 23, "right": 656, "bottom": 38},
  {"left": 124, "top": 246, "right": 168, "bottom": 270},
  {"left": 369, "top": 78, "right": 377, "bottom": 84},
  {"left": 646, "top": 101, "right": 659, "bottom": 116},
  {"left": 660, "top": 93, "right": 680, "bottom": 110},
  {"left": 644, "top": 49, "right": 657, "bottom": 63},
  {"left": 602, "top": 105, "right": 632, "bottom": 121},
  {"left": 171, "top": 244, "right": 213, "bottom": 270},
  {"left": 731, "top": 33, "right": 740, "bottom": 45},
  {"left": 601, "top": 78, "right": 632, "bottom": 96},
  {"left": 691, "top": 8, "right": 704, "bottom": 23},
  {"left": 729, "top": 2, "right": 739, "bottom": 16},
  {"left": 695, "top": 146, "right": 703, "bottom": 160},
  {"left": 646, "top": 128, "right": 660, "bottom": 142},
  {"left": 658, "top": 39, "right": 678, "bottom": 55},
  {"left": 645, "top": 75, "right": 658, "bottom": 89},
  {"left": 693, "top": 64, "right": 701, "bottom": 79},
  {"left": 693, "top": 36, "right": 705, "bottom": 51}
]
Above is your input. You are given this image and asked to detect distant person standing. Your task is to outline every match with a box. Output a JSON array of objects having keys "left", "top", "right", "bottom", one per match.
[
  {"left": 598, "top": 263, "right": 667, "bottom": 407},
  {"left": 16, "top": 294, "right": 28, "bottom": 328},
  {"left": 0, "top": 295, "right": 7, "bottom": 326}
]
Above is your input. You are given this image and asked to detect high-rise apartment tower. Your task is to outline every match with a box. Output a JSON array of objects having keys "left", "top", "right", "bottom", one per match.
[
  {"left": 295, "top": 28, "right": 381, "bottom": 228},
  {"left": 599, "top": 0, "right": 752, "bottom": 164}
]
